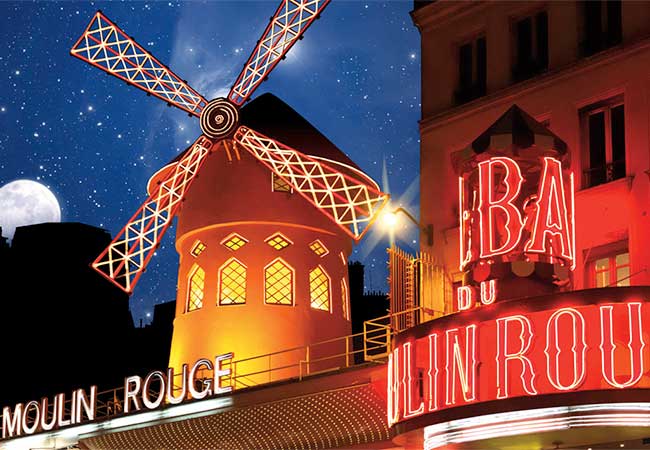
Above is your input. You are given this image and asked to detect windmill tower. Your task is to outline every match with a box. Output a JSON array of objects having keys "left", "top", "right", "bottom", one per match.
[
  {"left": 163, "top": 93, "right": 379, "bottom": 379},
  {"left": 70, "top": 2, "right": 388, "bottom": 380}
]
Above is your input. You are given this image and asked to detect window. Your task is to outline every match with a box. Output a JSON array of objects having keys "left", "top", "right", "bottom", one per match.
[
  {"left": 310, "top": 266, "right": 331, "bottom": 312},
  {"left": 454, "top": 35, "right": 486, "bottom": 105},
  {"left": 581, "top": 0, "right": 622, "bottom": 56},
  {"left": 265, "top": 232, "right": 292, "bottom": 250},
  {"left": 308, "top": 239, "right": 329, "bottom": 257},
  {"left": 591, "top": 251, "right": 630, "bottom": 287},
  {"left": 341, "top": 278, "right": 350, "bottom": 320},
  {"left": 218, "top": 258, "right": 247, "bottom": 305},
  {"left": 221, "top": 233, "right": 248, "bottom": 251},
  {"left": 190, "top": 240, "right": 207, "bottom": 257},
  {"left": 512, "top": 11, "right": 548, "bottom": 82},
  {"left": 265, "top": 258, "right": 294, "bottom": 305},
  {"left": 272, "top": 173, "right": 292, "bottom": 193},
  {"left": 186, "top": 265, "right": 205, "bottom": 312},
  {"left": 581, "top": 98, "right": 625, "bottom": 188}
]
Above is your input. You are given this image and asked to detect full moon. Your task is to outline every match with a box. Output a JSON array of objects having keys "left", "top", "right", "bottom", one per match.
[{"left": 0, "top": 179, "right": 62, "bottom": 239}]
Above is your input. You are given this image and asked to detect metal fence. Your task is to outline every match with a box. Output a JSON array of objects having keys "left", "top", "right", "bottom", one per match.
[{"left": 387, "top": 245, "right": 453, "bottom": 326}]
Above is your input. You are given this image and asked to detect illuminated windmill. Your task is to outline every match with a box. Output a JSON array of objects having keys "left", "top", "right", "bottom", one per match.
[{"left": 71, "top": 2, "right": 388, "bottom": 375}]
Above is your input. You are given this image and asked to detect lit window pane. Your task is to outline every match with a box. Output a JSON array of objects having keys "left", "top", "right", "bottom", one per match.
[
  {"left": 341, "top": 278, "right": 349, "bottom": 320},
  {"left": 615, "top": 252, "right": 629, "bottom": 266},
  {"left": 221, "top": 233, "right": 248, "bottom": 251},
  {"left": 616, "top": 267, "right": 630, "bottom": 287},
  {"left": 595, "top": 257, "right": 609, "bottom": 271},
  {"left": 265, "top": 233, "right": 292, "bottom": 250},
  {"left": 219, "top": 259, "right": 246, "bottom": 305},
  {"left": 187, "top": 265, "right": 205, "bottom": 312},
  {"left": 310, "top": 266, "right": 330, "bottom": 312},
  {"left": 190, "top": 240, "right": 206, "bottom": 257},
  {"left": 309, "top": 239, "right": 329, "bottom": 257},
  {"left": 265, "top": 259, "right": 293, "bottom": 305},
  {"left": 596, "top": 270, "right": 609, "bottom": 288}
]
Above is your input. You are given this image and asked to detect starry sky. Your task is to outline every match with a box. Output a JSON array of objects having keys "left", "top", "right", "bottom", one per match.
[{"left": 0, "top": 1, "right": 421, "bottom": 323}]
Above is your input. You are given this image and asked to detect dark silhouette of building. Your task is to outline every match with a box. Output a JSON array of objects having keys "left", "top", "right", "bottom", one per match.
[
  {"left": 0, "top": 223, "right": 171, "bottom": 406},
  {"left": 348, "top": 261, "right": 389, "bottom": 363},
  {"left": 132, "top": 299, "right": 175, "bottom": 373}
]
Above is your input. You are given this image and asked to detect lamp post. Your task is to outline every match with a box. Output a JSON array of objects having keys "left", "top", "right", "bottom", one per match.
[{"left": 382, "top": 207, "right": 434, "bottom": 246}]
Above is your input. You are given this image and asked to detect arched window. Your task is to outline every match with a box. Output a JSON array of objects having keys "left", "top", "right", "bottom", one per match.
[
  {"left": 265, "top": 258, "right": 294, "bottom": 305},
  {"left": 219, "top": 258, "right": 247, "bottom": 305},
  {"left": 186, "top": 264, "right": 205, "bottom": 312},
  {"left": 341, "top": 278, "right": 350, "bottom": 320},
  {"left": 309, "top": 266, "right": 330, "bottom": 312}
]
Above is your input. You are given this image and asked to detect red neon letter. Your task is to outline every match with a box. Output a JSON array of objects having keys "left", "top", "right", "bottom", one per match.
[
  {"left": 496, "top": 315, "right": 537, "bottom": 398},
  {"left": 428, "top": 333, "right": 439, "bottom": 412},
  {"left": 387, "top": 347, "right": 400, "bottom": 425},
  {"left": 402, "top": 342, "right": 424, "bottom": 418},
  {"left": 600, "top": 303, "right": 646, "bottom": 388},
  {"left": 457, "top": 286, "right": 474, "bottom": 311},
  {"left": 480, "top": 279, "right": 498, "bottom": 305},
  {"left": 525, "top": 158, "right": 574, "bottom": 264},
  {"left": 445, "top": 325, "right": 477, "bottom": 405},
  {"left": 545, "top": 308, "right": 587, "bottom": 391},
  {"left": 477, "top": 157, "right": 524, "bottom": 258}
]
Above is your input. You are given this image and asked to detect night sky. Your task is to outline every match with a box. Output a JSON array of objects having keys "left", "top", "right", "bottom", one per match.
[{"left": 0, "top": 1, "right": 421, "bottom": 323}]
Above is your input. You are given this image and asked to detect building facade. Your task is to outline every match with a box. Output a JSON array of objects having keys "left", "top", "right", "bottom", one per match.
[
  {"left": 413, "top": 0, "right": 650, "bottom": 294},
  {"left": 395, "top": 1, "right": 650, "bottom": 448}
]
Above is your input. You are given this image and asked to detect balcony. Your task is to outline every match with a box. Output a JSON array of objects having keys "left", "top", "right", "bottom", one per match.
[{"left": 582, "top": 160, "right": 626, "bottom": 188}]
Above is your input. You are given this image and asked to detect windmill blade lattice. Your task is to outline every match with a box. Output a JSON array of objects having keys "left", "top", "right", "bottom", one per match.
[
  {"left": 93, "top": 137, "right": 214, "bottom": 293},
  {"left": 70, "top": 11, "right": 207, "bottom": 117},
  {"left": 234, "top": 126, "right": 388, "bottom": 240},
  {"left": 228, "top": 0, "right": 331, "bottom": 105},
  {"left": 73, "top": 1, "right": 387, "bottom": 294}
]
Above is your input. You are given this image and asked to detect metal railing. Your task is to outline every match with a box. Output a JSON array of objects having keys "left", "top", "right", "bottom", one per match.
[
  {"left": 2, "top": 309, "right": 425, "bottom": 437},
  {"left": 364, "top": 306, "right": 425, "bottom": 362},
  {"left": 582, "top": 160, "right": 625, "bottom": 188}
]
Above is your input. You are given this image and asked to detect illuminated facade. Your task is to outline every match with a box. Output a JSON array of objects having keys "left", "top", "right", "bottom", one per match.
[
  {"left": 166, "top": 93, "right": 368, "bottom": 379},
  {"left": 393, "top": 1, "right": 650, "bottom": 448},
  {"left": 413, "top": 0, "right": 650, "bottom": 292},
  {"left": 5, "top": 1, "right": 650, "bottom": 450}
]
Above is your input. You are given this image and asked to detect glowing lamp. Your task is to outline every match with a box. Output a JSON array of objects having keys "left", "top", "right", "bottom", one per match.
[
  {"left": 382, "top": 211, "right": 399, "bottom": 228},
  {"left": 383, "top": 207, "right": 433, "bottom": 246}
]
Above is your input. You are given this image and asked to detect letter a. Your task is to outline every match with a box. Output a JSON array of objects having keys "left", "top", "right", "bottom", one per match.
[{"left": 526, "top": 157, "right": 573, "bottom": 262}]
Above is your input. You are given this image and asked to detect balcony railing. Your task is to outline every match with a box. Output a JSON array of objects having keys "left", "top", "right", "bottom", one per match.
[
  {"left": 582, "top": 160, "right": 625, "bottom": 188},
  {"left": 2, "top": 307, "right": 427, "bottom": 438}
]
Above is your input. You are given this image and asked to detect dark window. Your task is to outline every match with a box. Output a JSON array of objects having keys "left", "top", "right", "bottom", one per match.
[
  {"left": 454, "top": 36, "right": 487, "bottom": 105},
  {"left": 581, "top": 98, "right": 626, "bottom": 188},
  {"left": 512, "top": 11, "right": 549, "bottom": 82},
  {"left": 581, "top": 0, "right": 622, "bottom": 56}
]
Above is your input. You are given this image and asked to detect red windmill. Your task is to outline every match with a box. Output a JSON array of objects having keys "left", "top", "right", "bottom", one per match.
[
  {"left": 70, "top": 1, "right": 388, "bottom": 294},
  {"left": 71, "top": 2, "right": 389, "bottom": 375}
]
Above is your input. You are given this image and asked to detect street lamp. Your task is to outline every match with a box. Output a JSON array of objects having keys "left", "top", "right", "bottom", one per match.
[{"left": 382, "top": 207, "right": 433, "bottom": 246}]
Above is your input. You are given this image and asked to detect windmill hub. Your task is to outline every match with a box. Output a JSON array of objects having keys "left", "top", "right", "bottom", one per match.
[{"left": 200, "top": 98, "right": 239, "bottom": 140}]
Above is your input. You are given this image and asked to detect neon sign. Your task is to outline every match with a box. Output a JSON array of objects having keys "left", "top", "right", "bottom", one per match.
[
  {"left": 387, "top": 292, "right": 650, "bottom": 426},
  {"left": 2, "top": 352, "right": 233, "bottom": 439},
  {"left": 459, "top": 156, "right": 575, "bottom": 270}
]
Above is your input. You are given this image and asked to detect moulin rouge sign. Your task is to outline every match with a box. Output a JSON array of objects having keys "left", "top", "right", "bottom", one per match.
[
  {"left": 387, "top": 155, "right": 650, "bottom": 426},
  {"left": 387, "top": 290, "right": 650, "bottom": 426},
  {"left": 1, "top": 353, "right": 233, "bottom": 439}
]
